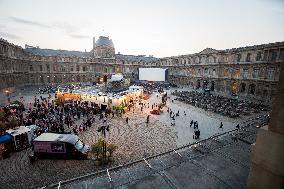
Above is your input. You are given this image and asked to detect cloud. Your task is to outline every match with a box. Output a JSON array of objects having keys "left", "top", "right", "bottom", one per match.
[
  {"left": 8, "top": 17, "right": 89, "bottom": 40},
  {"left": 9, "top": 16, "right": 50, "bottom": 28},
  {"left": 69, "top": 34, "right": 90, "bottom": 39},
  {"left": 52, "top": 22, "right": 79, "bottom": 33},
  {"left": 0, "top": 31, "right": 20, "bottom": 39}
]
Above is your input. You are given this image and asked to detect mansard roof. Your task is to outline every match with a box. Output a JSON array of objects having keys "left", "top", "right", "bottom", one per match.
[
  {"left": 24, "top": 47, "right": 91, "bottom": 57},
  {"left": 115, "top": 54, "right": 158, "bottom": 62}
]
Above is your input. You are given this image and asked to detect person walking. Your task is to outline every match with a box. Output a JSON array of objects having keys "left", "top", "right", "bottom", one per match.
[
  {"left": 219, "top": 122, "right": 223, "bottom": 129},
  {"left": 236, "top": 124, "right": 240, "bottom": 129},
  {"left": 126, "top": 117, "right": 129, "bottom": 124},
  {"left": 146, "top": 115, "right": 150, "bottom": 124}
]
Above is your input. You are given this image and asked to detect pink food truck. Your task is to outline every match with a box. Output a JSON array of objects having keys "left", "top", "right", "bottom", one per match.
[{"left": 32, "top": 133, "right": 90, "bottom": 159}]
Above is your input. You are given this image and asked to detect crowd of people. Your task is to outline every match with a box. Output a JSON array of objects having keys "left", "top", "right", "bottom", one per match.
[
  {"left": 172, "top": 91, "right": 270, "bottom": 118},
  {"left": 1, "top": 83, "right": 271, "bottom": 146},
  {"left": 37, "top": 85, "right": 57, "bottom": 94},
  {"left": 166, "top": 107, "right": 201, "bottom": 139},
  {"left": 12, "top": 94, "right": 122, "bottom": 138}
]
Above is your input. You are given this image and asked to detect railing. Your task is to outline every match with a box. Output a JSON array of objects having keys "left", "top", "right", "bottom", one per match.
[{"left": 47, "top": 120, "right": 260, "bottom": 189}]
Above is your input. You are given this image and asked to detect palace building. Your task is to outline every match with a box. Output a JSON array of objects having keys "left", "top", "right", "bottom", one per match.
[{"left": 0, "top": 36, "right": 283, "bottom": 102}]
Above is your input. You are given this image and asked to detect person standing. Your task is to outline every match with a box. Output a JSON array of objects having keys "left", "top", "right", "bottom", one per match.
[
  {"left": 219, "top": 122, "right": 223, "bottom": 129},
  {"left": 126, "top": 117, "right": 129, "bottom": 124},
  {"left": 146, "top": 115, "right": 150, "bottom": 124}
]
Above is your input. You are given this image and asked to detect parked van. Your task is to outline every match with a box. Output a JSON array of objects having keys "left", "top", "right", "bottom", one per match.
[{"left": 32, "top": 133, "right": 90, "bottom": 159}]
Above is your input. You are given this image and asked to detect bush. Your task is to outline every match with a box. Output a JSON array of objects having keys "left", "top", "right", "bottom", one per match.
[{"left": 91, "top": 138, "right": 117, "bottom": 162}]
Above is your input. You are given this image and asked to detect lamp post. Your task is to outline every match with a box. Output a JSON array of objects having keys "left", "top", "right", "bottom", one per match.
[
  {"left": 97, "top": 122, "right": 110, "bottom": 163},
  {"left": 5, "top": 89, "right": 10, "bottom": 103}
]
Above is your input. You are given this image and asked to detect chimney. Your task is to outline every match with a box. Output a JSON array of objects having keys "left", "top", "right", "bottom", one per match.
[{"left": 93, "top": 37, "right": 96, "bottom": 50}]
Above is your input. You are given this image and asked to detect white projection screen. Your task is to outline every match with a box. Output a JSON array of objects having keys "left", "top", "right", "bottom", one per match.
[{"left": 139, "top": 68, "right": 168, "bottom": 81}]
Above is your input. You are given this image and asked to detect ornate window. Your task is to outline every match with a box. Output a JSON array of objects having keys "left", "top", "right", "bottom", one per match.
[
  {"left": 256, "top": 52, "right": 262, "bottom": 61},
  {"left": 242, "top": 68, "right": 249, "bottom": 79},
  {"left": 212, "top": 69, "right": 216, "bottom": 76},
  {"left": 234, "top": 68, "right": 241, "bottom": 78},
  {"left": 237, "top": 54, "right": 242, "bottom": 62},
  {"left": 204, "top": 68, "right": 209, "bottom": 76},
  {"left": 271, "top": 51, "right": 278, "bottom": 61},
  {"left": 46, "top": 64, "right": 50, "bottom": 72},
  {"left": 252, "top": 68, "right": 259, "bottom": 79},
  {"left": 246, "top": 53, "right": 251, "bottom": 62},
  {"left": 267, "top": 68, "right": 275, "bottom": 80},
  {"left": 224, "top": 68, "right": 229, "bottom": 77}
]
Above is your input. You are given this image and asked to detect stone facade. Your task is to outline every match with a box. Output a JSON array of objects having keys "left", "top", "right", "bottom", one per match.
[{"left": 0, "top": 37, "right": 283, "bottom": 102}]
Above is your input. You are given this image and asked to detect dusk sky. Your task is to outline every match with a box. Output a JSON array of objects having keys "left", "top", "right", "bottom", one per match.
[{"left": 0, "top": 0, "right": 283, "bottom": 57}]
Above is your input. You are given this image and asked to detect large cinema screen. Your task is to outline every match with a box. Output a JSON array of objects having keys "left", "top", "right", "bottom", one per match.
[{"left": 138, "top": 68, "right": 168, "bottom": 81}]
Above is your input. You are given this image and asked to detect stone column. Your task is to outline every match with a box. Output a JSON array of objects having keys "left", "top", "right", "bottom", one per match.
[{"left": 246, "top": 63, "right": 284, "bottom": 189}]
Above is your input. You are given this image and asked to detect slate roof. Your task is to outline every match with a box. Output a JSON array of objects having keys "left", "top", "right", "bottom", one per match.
[{"left": 24, "top": 47, "right": 91, "bottom": 57}]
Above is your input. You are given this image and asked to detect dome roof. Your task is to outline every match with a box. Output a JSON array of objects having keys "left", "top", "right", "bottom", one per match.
[{"left": 96, "top": 36, "right": 114, "bottom": 48}]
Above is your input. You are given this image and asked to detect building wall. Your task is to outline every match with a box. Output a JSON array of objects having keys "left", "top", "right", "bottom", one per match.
[{"left": 0, "top": 38, "right": 283, "bottom": 102}]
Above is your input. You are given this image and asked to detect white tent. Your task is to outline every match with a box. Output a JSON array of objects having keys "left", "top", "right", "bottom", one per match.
[
  {"left": 111, "top": 74, "right": 123, "bottom": 82},
  {"left": 6, "top": 126, "right": 32, "bottom": 150}
]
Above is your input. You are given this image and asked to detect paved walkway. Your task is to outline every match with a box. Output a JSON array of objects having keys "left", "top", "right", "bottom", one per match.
[
  {"left": 0, "top": 86, "right": 269, "bottom": 189},
  {"left": 61, "top": 123, "right": 261, "bottom": 189}
]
